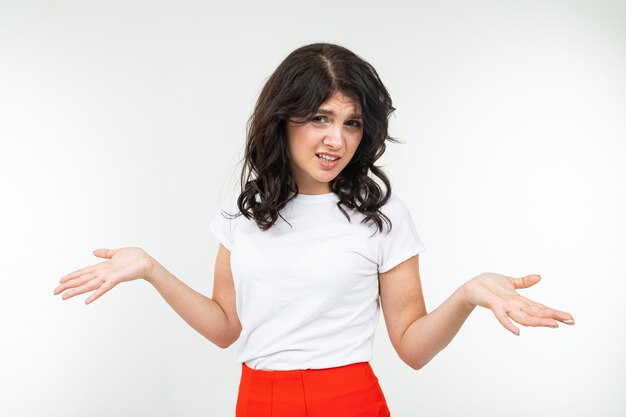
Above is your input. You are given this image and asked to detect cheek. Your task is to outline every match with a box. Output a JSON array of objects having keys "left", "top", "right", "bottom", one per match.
[
  {"left": 286, "top": 127, "right": 305, "bottom": 157},
  {"left": 288, "top": 126, "right": 313, "bottom": 144},
  {"left": 349, "top": 135, "right": 363, "bottom": 155},
  {"left": 298, "top": 134, "right": 321, "bottom": 158}
]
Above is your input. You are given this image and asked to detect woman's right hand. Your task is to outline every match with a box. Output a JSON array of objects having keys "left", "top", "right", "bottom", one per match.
[{"left": 53, "top": 247, "right": 154, "bottom": 305}]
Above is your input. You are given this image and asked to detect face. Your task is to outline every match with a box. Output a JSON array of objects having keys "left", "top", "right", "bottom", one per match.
[{"left": 286, "top": 91, "right": 364, "bottom": 195}]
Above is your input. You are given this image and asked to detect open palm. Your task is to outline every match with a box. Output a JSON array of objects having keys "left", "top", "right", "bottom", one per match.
[
  {"left": 53, "top": 247, "right": 153, "bottom": 305},
  {"left": 463, "top": 273, "right": 575, "bottom": 335}
]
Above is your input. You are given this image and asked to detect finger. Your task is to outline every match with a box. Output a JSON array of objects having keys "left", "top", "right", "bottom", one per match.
[
  {"left": 518, "top": 295, "right": 549, "bottom": 309},
  {"left": 62, "top": 277, "right": 103, "bottom": 300},
  {"left": 520, "top": 300, "right": 576, "bottom": 325},
  {"left": 521, "top": 304, "right": 547, "bottom": 317},
  {"left": 550, "top": 309, "right": 576, "bottom": 325},
  {"left": 55, "top": 273, "right": 98, "bottom": 295},
  {"left": 511, "top": 274, "right": 541, "bottom": 290},
  {"left": 93, "top": 248, "right": 116, "bottom": 259},
  {"left": 539, "top": 305, "right": 575, "bottom": 324},
  {"left": 60, "top": 259, "right": 112, "bottom": 283},
  {"left": 85, "top": 280, "right": 114, "bottom": 305},
  {"left": 492, "top": 308, "right": 520, "bottom": 336},
  {"left": 524, "top": 303, "right": 575, "bottom": 324},
  {"left": 60, "top": 266, "right": 97, "bottom": 283},
  {"left": 512, "top": 296, "right": 532, "bottom": 307},
  {"left": 508, "top": 309, "right": 559, "bottom": 328}
]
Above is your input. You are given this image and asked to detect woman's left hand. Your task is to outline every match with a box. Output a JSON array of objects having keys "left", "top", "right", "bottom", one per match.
[{"left": 462, "top": 273, "right": 575, "bottom": 335}]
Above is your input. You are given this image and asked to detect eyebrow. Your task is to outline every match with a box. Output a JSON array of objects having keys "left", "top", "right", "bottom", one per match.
[{"left": 317, "top": 108, "right": 363, "bottom": 119}]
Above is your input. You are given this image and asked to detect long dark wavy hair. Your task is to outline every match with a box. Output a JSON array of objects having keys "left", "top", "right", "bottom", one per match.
[{"left": 230, "top": 42, "right": 401, "bottom": 234}]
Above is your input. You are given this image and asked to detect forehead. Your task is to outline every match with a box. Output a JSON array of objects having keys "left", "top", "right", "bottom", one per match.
[{"left": 319, "top": 91, "right": 361, "bottom": 114}]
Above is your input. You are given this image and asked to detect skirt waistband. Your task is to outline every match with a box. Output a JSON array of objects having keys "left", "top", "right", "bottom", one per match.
[{"left": 236, "top": 361, "right": 391, "bottom": 416}]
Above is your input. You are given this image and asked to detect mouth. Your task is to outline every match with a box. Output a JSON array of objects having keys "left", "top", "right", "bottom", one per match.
[{"left": 316, "top": 153, "right": 341, "bottom": 169}]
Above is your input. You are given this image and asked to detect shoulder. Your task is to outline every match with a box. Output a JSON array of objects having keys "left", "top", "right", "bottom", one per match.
[
  {"left": 379, "top": 192, "right": 411, "bottom": 217},
  {"left": 216, "top": 186, "right": 243, "bottom": 216},
  {"left": 376, "top": 192, "right": 419, "bottom": 233}
]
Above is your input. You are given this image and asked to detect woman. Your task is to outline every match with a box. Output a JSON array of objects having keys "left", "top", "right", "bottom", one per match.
[{"left": 54, "top": 43, "right": 574, "bottom": 417}]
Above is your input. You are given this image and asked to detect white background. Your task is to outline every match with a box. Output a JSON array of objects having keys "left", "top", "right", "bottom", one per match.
[{"left": 1, "top": 1, "right": 625, "bottom": 416}]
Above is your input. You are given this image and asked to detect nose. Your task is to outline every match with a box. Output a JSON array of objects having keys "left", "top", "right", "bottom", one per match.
[{"left": 322, "top": 123, "right": 344, "bottom": 148}]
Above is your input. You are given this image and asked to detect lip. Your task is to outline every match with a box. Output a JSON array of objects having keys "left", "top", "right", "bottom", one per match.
[
  {"left": 316, "top": 154, "right": 340, "bottom": 169},
  {"left": 316, "top": 152, "right": 341, "bottom": 159}
]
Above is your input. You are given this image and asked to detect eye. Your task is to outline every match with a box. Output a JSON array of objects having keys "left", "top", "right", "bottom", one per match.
[
  {"left": 345, "top": 119, "right": 362, "bottom": 128},
  {"left": 311, "top": 115, "right": 330, "bottom": 124}
]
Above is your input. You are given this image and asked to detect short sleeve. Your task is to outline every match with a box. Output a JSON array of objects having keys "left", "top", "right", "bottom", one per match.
[
  {"left": 209, "top": 189, "right": 239, "bottom": 251},
  {"left": 377, "top": 194, "right": 426, "bottom": 273}
]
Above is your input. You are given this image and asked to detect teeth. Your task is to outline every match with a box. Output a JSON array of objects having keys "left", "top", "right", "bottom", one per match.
[{"left": 318, "top": 154, "right": 338, "bottom": 162}]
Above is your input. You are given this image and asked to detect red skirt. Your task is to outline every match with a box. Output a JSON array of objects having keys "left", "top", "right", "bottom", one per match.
[{"left": 236, "top": 361, "right": 391, "bottom": 417}]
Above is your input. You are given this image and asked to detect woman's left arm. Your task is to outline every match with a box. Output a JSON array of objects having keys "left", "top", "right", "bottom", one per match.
[{"left": 379, "top": 256, "right": 575, "bottom": 370}]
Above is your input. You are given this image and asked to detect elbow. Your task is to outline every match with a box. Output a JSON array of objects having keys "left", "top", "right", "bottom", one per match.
[
  {"left": 216, "top": 328, "right": 241, "bottom": 349},
  {"left": 213, "top": 336, "right": 236, "bottom": 349},
  {"left": 408, "top": 360, "right": 426, "bottom": 371},
  {"left": 205, "top": 328, "right": 241, "bottom": 349},
  {"left": 398, "top": 343, "right": 432, "bottom": 370},
  {"left": 214, "top": 339, "right": 231, "bottom": 349},
  {"left": 401, "top": 353, "right": 429, "bottom": 371}
]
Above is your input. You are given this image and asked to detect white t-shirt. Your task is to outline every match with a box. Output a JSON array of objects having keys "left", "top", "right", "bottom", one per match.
[{"left": 209, "top": 188, "right": 426, "bottom": 370}]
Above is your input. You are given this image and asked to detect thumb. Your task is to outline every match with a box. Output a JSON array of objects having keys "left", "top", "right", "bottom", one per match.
[
  {"left": 93, "top": 248, "right": 116, "bottom": 259},
  {"left": 512, "top": 274, "right": 541, "bottom": 289}
]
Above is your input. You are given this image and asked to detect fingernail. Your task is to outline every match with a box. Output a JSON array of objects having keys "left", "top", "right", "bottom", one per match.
[
  {"left": 563, "top": 319, "right": 575, "bottom": 325},
  {"left": 551, "top": 323, "right": 559, "bottom": 328}
]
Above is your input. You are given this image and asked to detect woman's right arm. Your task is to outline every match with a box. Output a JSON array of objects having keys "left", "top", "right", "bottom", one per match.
[
  {"left": 146, "top": 244, "right": 242, "bottom": 349},
  {"left": 54, "top": 245, "right": 241, "bottom": 349}
]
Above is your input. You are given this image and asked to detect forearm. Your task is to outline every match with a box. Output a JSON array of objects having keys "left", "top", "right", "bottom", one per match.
[
  {"left": 145, "top": 258, "right": 236, "bottom": 348},
  {"left": 399, "top": 284, "right": 475, "bottom": 370}
]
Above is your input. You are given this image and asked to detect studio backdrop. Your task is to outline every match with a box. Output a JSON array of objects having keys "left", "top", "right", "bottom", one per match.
[{"left": 1, "top": 1, "right": 624, "bottom": 416}]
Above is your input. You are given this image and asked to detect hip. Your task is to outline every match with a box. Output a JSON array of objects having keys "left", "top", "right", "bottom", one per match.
[{"left": 236, "top": 361, "right": 391, "bottom": 417}]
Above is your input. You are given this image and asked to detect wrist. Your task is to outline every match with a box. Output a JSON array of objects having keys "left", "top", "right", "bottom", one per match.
[
  {"left": 457, "top": 281, "right": 478, "bottom": 311},
  {"left": 142, "top": 255, "right": 160, "bottom": 285}
]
